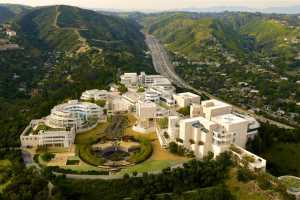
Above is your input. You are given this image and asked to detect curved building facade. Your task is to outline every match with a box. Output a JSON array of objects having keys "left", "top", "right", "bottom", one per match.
[{"left": 45, "top": 100, "right": 102, "bottom": 130}]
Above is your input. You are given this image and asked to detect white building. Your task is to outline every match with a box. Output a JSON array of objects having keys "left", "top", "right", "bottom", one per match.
[
  {"left": 134, "top": 100, "right": 158, "bottom": 133},
  {"left": 138, "top": 72, "right": 173, "bottom": 88},
  {"left": 144, "top": 90, "right": 160, "bottom": 103},
  {"left": 165, "top": 99, "right": 264, "bottom": 171},
  {"left": 192, "top": 100, "right": 259, "bottom": 139},
  {"left": 45, "top": 100, "right": 103, "bottom": 131},
  {"left": 120, "top": 73, "right": 138, "bottom": 86},
  {"left": 81, "top": 89, "right": 109, "bottom": 101},
  {"left": 20, "top": 120, "right": 75, "bottom": 148},
  {"left": 6, "top": 30, "right": 16, "bottom": 37},
  {"left": 173, "top": 92, "right": 201, "bottom": 108},
  {"left": 108, "top": 96, "right": 134, "bottom": 113}
]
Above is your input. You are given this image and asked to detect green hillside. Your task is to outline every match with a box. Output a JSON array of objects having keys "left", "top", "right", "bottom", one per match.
[
  {"left": 18, "top": 5, "right": 146, "bottom": 53},
  {"left": 144, "top": 12, "right": 300, "bottom": 62},
  {"left": 0, "top": 5, "right": 153, "bottom": 148},
  {"left": 0, "top": 6, "right": 15, "bottom": 23},
  {"left": 0, "top": 4, "right": 31, "bottom": 23},
  {"left": 241, "top": 19, "right": 300, "bottom": 59}
]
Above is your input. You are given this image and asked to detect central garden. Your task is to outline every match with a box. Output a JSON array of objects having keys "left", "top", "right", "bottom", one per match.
[
  {"left": 76, "top": 115, "right": 153, "bottom": 169},
  {"left": 37, "top": 114, "right": 189, "bottom": 176}
]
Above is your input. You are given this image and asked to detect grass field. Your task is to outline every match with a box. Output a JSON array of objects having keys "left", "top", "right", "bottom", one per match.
[{"left": 262, "top": 143, "right": 300, "bottom": 177}]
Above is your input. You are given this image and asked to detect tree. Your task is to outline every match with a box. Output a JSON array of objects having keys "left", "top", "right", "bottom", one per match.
[
  {"left": 158, "top": 117, "right": 168, "bottom": 129},
  {"left": 177, "top": 106, "right": 190, "bottom": 116},
  {"left": 118, "top": 83, "right": 128, "bottom": 94},
  {"left": 237, "top": 167, "right": 255, "bottom": 182},
  {"left": 132, "top": 171, "right": 138, "bottom": 177},
  {"left": 95, "top": 100, "right": 106, "bottom": 107},
  {"left": 137, "top": 87, "right": 145, "bottom": 93},
  {"left": 41, "top": 152, "right": 55, "bottom": 162},
  {"left": 169, "top": 142, "right": 179, "bottom": 154}
]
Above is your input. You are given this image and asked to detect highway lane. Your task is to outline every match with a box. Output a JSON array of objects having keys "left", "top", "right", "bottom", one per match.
[{"left": 145, "top": 34, "right": 294, "bottom": 129}]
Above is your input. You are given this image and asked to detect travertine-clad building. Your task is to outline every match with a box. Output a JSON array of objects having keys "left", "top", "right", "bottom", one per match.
[
  {"left": 21, "top": 100, "right": 103, "bottom": 148},
  {"left": 173, "top": 92, "right": 201, "bottom": 108},
  {"left": 167, "top": 99, "right": 263, "bottom": 170},
  {"left": 81, "top": 89, "right": 109, "bottom": 101},
  {"left": 120, "top": 73, "right": 138, "bottom": 86},
  {"left": 20, "top": 120, "right": 75, "bottom": 148},
  {"left": 45, "top": 100, "right": 102, "bottom": 131}
]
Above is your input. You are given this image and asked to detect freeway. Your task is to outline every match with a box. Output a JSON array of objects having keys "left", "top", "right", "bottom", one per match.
[{"left": 145, "top": 34, "right": 294, "bottom": 129}]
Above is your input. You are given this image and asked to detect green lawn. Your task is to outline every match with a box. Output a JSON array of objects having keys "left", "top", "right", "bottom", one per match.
[
  {"left": 262, "top": 143, "right": 300, "bottom": 177},
  {"left": 118, "top": 160, "right": 183, "bottom": 175},
  {"left": 75, "top": 122, "right": 108, "bottom": 144},
  {"left": 75, "top": 122, "right": 109, "bottom": 167}
]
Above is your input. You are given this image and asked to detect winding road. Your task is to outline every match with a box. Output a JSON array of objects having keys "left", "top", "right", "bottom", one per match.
[{"left": 145, "top": 34, "right": 294, "bottom": 129}]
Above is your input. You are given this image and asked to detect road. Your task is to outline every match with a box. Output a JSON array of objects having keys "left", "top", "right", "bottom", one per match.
[{"left": 145, "top": 34, "right": 294, "bottom": 129}]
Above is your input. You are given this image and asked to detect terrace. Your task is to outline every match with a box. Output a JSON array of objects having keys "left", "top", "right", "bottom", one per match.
[
  {"left": 230, "top": 144, "right": 266, "bottom": 172},
  {"left": 279, "top": 176, "right": 300, "bottom": 199}
]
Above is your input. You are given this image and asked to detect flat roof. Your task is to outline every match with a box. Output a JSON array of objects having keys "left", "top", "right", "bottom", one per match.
[
  {"left": 175, "top": 92, "right": 200, "bottom": 98},
  {"left": 181, "top": 117, "right": 216, "bottom": 128},
  {"left": 201, "top": 99, "right": 231, "bottom": 108},
  {"left": 212, "top": 114, "right": 248, "bottom": 125},
  {"left": 122, "top": 92, "right": 142, "bottom": 103}
]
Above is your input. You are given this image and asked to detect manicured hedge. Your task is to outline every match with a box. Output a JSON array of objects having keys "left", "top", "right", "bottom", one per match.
[
  {"left": 46, "top": 166, "right": 109, "bottom": 175},
  {"left": 129, "top": 137, "right": 153, "bottom": 164},
  {"left": 78, "top": 144, "right": 105, "bottom": 166}
]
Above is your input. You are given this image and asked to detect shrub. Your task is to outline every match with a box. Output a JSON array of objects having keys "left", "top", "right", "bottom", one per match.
[
  {"left": 118, "top": 83, "right": 128, "bottom": 94},
  {"left": 163, "top": 132, "right": 169, "bottom": 139},
  {"left": 46, "top": 166, "right": 109, "bottom": 175},
  {"left": 257, "top": 175, "right": 272, "bottom": 190},
  {"left": 176, "top": 138, "right": 183, "bottom": 143},
  {"left": 158, "top": 117, "right": 168, "bottom": 129},
  {"left": 237, "top": 167, "right": 255, "bottom": 182},
  {"left": 129, "top": 137, "right": 153, "bottom": 164},
  {"left": 78, "top": 145, "right": 105, "bottom": 166},
  {"left": 169, "top": 142, "right": 179, "bottom": 154},
  {"left": 177, "top": 106, "right": 190, "bottom": 116},
  {"left": 137, "top": 87, "right": 145, "bottom": 93},
  {"left": 169, "top": 142, "right": 186, "bottom": 156},
  {"left": 41, "top": 152, "right": 55, "bottom": 162},
  {"left": 189, "top": 139, "right": 195, "bottom": 144},
  {"left": 66, "top": 160, "right": 80, "bottom": 165},
  {"left": 243, "top": 155, "right": 255, "bottom": 163},
  {"left": 95, "top": 100, "right": 106, "bottom": 107},
  {"left": 132, "top": 171, "right": 138, "bottom": 177},
  {"left": 123, "top": 173, "right": 130, "bottom": 179}
]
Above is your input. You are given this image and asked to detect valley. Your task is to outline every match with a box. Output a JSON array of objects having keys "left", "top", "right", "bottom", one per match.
[{"left": 142, "top": 12, "right": 300, "bottom": 127}]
